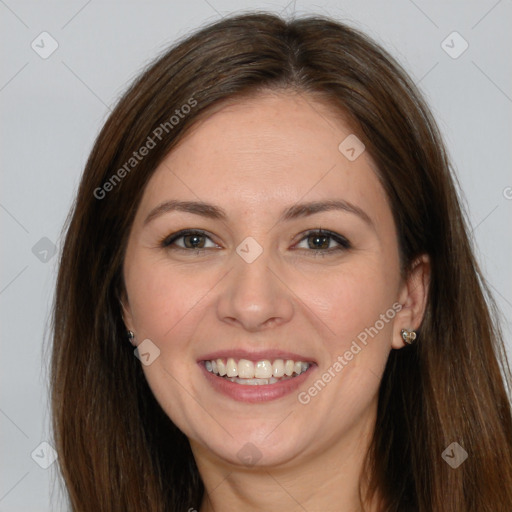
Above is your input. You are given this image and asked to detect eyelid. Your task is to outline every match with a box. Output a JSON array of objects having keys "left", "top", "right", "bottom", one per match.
[
  {"left": 160, "top": 228, "right": 351, "bottom": 254},
  {"left": 293, "top": 228, "right": 351, "bottom": 253},
  {"left": 160, "top": 229, "right": 218, "bottom": 249}
]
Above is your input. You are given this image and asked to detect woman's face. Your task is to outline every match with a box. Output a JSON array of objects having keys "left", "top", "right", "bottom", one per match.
[{"left": 122, "top": 91, "right": 420, "bottom": 469}]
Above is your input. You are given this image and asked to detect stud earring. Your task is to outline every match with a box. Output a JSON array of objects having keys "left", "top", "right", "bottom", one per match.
[
  {"left": 127, "top": 330, "right": 135, "bottom": 345},
  {"left": 401, "top": 328, "right": 417, "bottom": 345}
]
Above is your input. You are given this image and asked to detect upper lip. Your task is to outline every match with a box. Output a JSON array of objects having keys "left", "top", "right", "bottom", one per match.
[{"left": 198, "top": 349, "right": 316, "bottom": 364}]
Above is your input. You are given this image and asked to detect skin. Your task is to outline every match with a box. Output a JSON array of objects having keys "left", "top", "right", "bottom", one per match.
[{"left": 121, "top": 91, "right": 430, "bottom": 511}]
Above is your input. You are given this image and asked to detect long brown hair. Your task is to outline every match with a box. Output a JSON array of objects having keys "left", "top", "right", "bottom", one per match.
[{"left": 50, "top": 12, "right": 512, "bottom": 511}]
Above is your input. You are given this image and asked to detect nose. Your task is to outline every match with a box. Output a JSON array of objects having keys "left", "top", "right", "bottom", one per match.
[{"left": 215, "top": 248, "right": 295, "bottom": 332}]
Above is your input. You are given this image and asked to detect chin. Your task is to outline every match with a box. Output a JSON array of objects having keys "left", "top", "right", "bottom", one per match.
[{"left": 192, "top": 423, "right": 312, "bottom": 470}]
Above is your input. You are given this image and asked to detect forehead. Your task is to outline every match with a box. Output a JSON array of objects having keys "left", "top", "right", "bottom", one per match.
[{"left": 136, "top": 91, "right": 389, "bottom": 226}]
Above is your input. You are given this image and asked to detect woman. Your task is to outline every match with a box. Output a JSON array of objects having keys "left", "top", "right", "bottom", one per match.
[{"left": 50, "top": 12, "right": 512, "bottom": 511}]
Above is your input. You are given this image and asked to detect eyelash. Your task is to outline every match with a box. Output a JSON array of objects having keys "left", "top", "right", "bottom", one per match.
[{"left": 159, "top": 228, "right": 351, "bottom": 257}]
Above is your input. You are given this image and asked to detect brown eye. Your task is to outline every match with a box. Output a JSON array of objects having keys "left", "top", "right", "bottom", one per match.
[
  {"left": 295, "top": 229, "right": 351, "bottom": 255},
  {"left": 307, "top": 233, "right": 330, "bottom": 250},
  {"left": 182, "top": 233, "right": 206, "bottom": 249},
  {"left": 161, "top": 230, "right": 217, "bottom": 251}
]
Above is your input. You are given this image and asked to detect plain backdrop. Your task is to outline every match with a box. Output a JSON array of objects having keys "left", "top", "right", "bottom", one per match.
[{"left": 1, "top": 1, "right": 511, "bottom": 510}]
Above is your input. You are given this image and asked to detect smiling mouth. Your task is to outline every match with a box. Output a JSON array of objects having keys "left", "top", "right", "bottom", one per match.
[{"left": 203, "top": 357, "right": 313, "bottom": 385}]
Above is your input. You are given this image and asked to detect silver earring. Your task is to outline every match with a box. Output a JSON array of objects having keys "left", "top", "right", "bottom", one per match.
[
  {"left": 401, "top": 328, "right": 417, "bottom": 345},
  {"left": 127, "top": 330, "right": 135, "bottom": 345}
]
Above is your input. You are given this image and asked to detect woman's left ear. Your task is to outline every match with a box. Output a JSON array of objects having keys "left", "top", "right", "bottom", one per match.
[{"left": 392, "top": 254, "right": 431, "bottom": 349}]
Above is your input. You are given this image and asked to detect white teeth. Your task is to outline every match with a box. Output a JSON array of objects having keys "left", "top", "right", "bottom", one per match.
[
  {"left": 284, "top": 359, "right": 294, "bottom": 376},
  {"left": 227, "top": 377, "right": 280, "bottom": 385},
  {"left": 254, "top": 360, "right": 273, "bottom": 379},
  {"left": 226, "top": 376, "right": 284, "bottom": 385},
  {"left": 226, "top": 358, "right": 237, "bottom": 377},
  {"left": 205, "top": 357, "right": 311, "bottom": 383},
  {"left": 238, "top": 359, "right": 255, "bottom": 378},
  {"left": 272, "top": 359, "right": 285, "bottom": 377},
  {"left": 217, "top": 359, "right": 226, "bottom": 376}
]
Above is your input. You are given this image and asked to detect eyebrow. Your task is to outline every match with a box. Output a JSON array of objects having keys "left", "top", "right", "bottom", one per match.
[{"left": 143, "top": 199, "right": 373, "bottom": 227}]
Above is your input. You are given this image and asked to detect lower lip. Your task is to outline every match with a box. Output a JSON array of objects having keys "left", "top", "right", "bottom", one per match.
[{"left": 199, "top": 362, "right": 316, "bottom": 403}]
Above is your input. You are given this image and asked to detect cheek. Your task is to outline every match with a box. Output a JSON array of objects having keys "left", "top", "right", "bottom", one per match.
[
  {"left": 124, "top": 258, "right": 213, "bottom": 427},
  {"left": 293, "top": 263, "right": 399, "bottom": 426},
  {"left": 125, "top": 255, "right": 209, "bottom": 342},
  {"left": 124, "top": 255, "right": 224, "bottom": 398},
  {"left": 296, "top": 259, "right": 398, "bottom": 362}
]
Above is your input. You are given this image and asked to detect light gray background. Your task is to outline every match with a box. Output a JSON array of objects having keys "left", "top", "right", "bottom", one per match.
[{"left": 1, "top": 1, "right": 511, "bottom": 510}]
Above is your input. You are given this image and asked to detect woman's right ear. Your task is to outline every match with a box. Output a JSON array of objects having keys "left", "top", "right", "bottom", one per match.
[
  {"left": 119, "top": 298, "right": 137, "bottom": 346},
  {"left": 119, "top": 296, "right": 134, "bottom": 333}
]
